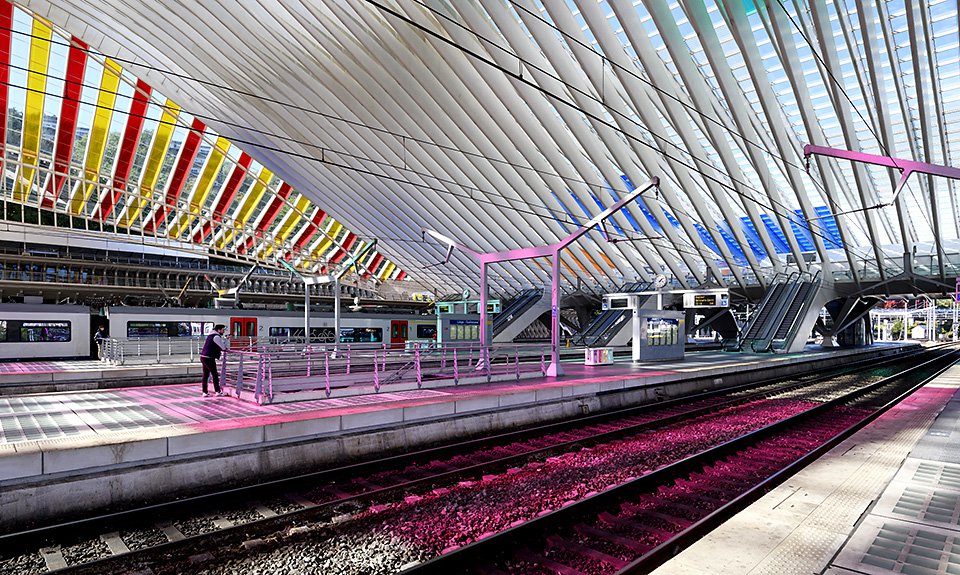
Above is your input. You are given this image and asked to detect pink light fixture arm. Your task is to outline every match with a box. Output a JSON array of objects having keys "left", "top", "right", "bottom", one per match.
[
  {"left": 803, "top": 144, "right": 960, "bottom": 206},
  {"left": 422, "top": 177, "right": 660, "bottom": 377}
]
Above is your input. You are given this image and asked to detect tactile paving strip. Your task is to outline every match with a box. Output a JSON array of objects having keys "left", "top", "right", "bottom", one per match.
[{"left": 836, "top": 515, "right": 960, "bottom": 575}]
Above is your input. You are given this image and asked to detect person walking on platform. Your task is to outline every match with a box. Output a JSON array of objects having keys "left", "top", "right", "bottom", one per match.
[
  {"left": 94, "top": 325, "right": 107, "bottom": 360},
  {"left": 200, "top": 324, "right": 228, "bottom": 397}
]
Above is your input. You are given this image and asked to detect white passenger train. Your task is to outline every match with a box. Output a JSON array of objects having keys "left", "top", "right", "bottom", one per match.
[{"left": 0, "top": 304, "right": 444, "bottom": 360}]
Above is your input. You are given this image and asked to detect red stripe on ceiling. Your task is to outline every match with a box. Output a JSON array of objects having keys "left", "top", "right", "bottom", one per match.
[
  {"left": 395, "top": 270, "right": 406, "bottom": 281},
  {"left": 145, "top": 117, "right": 205, "bottom": 234},
  {"left": 0, "top": 3, "right": 13, "bottom": 160},
  {"left": 195, "top": 153, "right": 252, "bottom": 244},
  {"left": 239, "top": 182, "right": 292, "bottom": 254},
  {"left": 44, "top": 37, "right": 87, "bottom": 209},
  {"left": 292, "top": 210, "right": 326, "bottom": 252},
  {"left": 366, "top": 253, "right": 384, "bottom": 273},
  {"left": 100, "top": 79, "right": 151, "bottom": 221},
  {"left": 330, "top": 248, "right": 346, "bottom": 264},
  {"left": 341, "top": 232, "right": 357, "bottom": 252},
  {"left": 258, "top": 182, "right": 292, "bottom": 228}
]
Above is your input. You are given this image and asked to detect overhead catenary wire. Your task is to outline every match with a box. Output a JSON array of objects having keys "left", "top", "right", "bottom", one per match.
[{"left": 1, "top": 6, "right": 872, "bottom": 274}]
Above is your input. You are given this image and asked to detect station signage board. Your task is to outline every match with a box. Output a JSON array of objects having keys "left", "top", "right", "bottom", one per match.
[{"left": 682, "top": 290, "right": 729, "bottom": 308}]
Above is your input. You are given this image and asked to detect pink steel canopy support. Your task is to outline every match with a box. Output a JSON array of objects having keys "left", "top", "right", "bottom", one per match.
[
  {"left": 803, "top": 145, "right": 960, "bottom": 206},
  {"left": 423, "top": 177, "right": 660, "bottom": 377}
]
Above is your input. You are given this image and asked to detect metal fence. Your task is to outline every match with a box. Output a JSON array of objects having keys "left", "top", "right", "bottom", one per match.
[
  {"left": 100, "top": 336, "right": 204, "bottom": 365},
  {"left": 219, "top": 341, "right": 550, "bottom": 404}
]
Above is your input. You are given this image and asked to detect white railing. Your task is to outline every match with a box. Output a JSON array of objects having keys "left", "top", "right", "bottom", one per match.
[
  {"left": 219, "top": 342, "right": 550, "bottom": 404},
  {"left": 100, "top": 336, "right": 204, "bottom": 365}
]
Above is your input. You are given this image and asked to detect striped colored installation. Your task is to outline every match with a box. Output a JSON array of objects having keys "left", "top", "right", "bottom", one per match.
[
  {"left": 45, "top": 37, "right": 87, "bottom": 211},
  {"left": 190, "top": 138, "right": 234, "bottom": 243},
  {"left": 261, "top": 193, "right": 311, "bottom": 259},
  {"left": 0, "top": 3, "right": 11, "bottom": 163},
  {"left": 71, "top": 58, "right": 122, "bottom": 216},
  {"left": 290, "top": 209, "right": 327, "bottom": 255},
  {"left": 217, "top": 164, "right": 269, "bottom": 249},
  {"left": 144, "top": 117, "right": 205, "bottom": 233},
  {"left": 14, "top": 18, "right": 53, "bottom": 203},
  {"left": 121, "top": 100, "right": 180, "bottom": 228},
  {"left": 99, "top": 80, "right": 151, "bottom": 221},
  {"left": 168, "top": 137, "right": 233, "bottom": 240},
  {"left": 239, "top": 180, "right": 291, "bottom": 255}
]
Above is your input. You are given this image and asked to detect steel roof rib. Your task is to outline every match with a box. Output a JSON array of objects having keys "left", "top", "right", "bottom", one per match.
[
  {"left": 763, "top": 2, "right": 867, "bottom": 284},
  {"left": 644, "top": 0, "right": 783, "bottom": 284},
  {"left": 446, "top": 1, "right": 665, "bottom": 285},
  {"left": 604, "top": 0, "right": 758, "bottom": 290},
  {"left": 403, "top": 1, "right": 639, "bottom": 289},
  {"left": 905, "top": 0, "right": 946, "bottom": 281}
]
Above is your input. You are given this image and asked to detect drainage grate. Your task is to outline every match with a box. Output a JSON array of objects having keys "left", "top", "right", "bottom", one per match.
[
  {"left": 891, "top": 486, "right": 960, "bottom": 526},
  {"left": 861, "top": 522, "right": 960, "bottom": 574}
]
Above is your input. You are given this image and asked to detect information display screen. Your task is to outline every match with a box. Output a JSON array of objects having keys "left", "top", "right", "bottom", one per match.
[
  {"left": 609, "top": 298, "right": 629, "bottom": 309},
  {"left": 683, "top": 291, "right": 729, "bottom": 308},
  {"left": 693, "top": 294, "right": 718, "bottom": 307}
]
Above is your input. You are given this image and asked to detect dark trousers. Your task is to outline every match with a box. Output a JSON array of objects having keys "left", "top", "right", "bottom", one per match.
[{"left": 201, "top": 356, "right": 221, "bottom": 393}]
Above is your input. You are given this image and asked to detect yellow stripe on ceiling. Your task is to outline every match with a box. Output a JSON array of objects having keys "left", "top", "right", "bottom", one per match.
[
  {"left": 310, "top": 236, "right": 334, "bottom": 262},
  {"left": 171, "top": 137, "right": 229, "bottom": 239},
  {"left": 261, "top": 195, "right": 310, "bottom": 258},
  {"left": 70, "top": 58, "right": 122, "bottom": 215},
  {"left": 15, "top": 19, "right": 53, "bottom": 203},
  {"left": 217, "top": 166, "right": 271, "bottom": 249},
  {"left": 379, "top": 262, "right": 396, "bottom": 281},
  {"left": 122, "top": 99, "right": 180, "bottom": 228}
]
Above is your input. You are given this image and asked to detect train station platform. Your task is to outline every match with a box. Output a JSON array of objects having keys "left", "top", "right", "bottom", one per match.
[
  {"left": 652, "top": 360, "right": 960, "bottom": 575},
  {"left": 0, "top": 358, "right": 201, "bottom": 395},
  {"left": 0, "top": 343, "right": 917, "bottom": 529}
]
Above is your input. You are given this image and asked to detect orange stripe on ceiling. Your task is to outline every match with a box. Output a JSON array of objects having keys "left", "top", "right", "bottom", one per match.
[{"left": 579, "top": 249, "right": 606, "bottom": 275}]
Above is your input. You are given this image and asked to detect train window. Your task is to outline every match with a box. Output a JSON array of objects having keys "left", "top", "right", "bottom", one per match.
[
  {"left": 0, "top": 321, "right": 6, "bottom": 341},
  {"left": 270, "top": 327, "right": 292, "bottom": 337},
  {"left": 400, "top": 324, "right": 407, "bottom": 338},
  {"left": 339, "top": 327, "right": 383, "bottom": 343},
  {"left": 391, "top": 324, "right": 398, "bottom": 338},
  {"left": 128, "top": 322, "right": 170, "bottom": 338},
  {"left": 20, "top": 321, "right": 71, "bottom": 342},
  {"left": 416, "top": 324, "right": 437, "bottom": 339}
]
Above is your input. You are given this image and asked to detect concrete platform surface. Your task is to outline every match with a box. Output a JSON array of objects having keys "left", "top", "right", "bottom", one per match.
[{"left": 652, "top": 360, "right": 960, "bottom": 575}]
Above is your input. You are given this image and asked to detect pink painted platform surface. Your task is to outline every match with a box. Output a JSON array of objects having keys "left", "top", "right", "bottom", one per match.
[{"left": 0, "top": 345, "right": 906, "bottom": 449}]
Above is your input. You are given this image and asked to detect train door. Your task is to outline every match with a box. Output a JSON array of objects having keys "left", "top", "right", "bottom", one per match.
[
  {"left": 230, "top": 317, "right": 258, "bottom": 348},
  {"left": 390, "top": 320, "right": 408, "bottom": 348}
]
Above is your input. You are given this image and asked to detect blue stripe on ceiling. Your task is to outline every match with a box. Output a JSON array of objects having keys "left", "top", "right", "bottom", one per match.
[
  {"left": 812, "top": 205, "right": 843, "bottom": 248},
  {"left": 591, "top": 195, "right": 626, "bottom": 237},
  {"left": 760, "top": 214, "right": 791, "bottom": 254},
  {"left": 790, "top": 209, "right": 816, "bottom": 252},
  {"left": 739, "top": 216, "right": 768, "bottom": 259}
]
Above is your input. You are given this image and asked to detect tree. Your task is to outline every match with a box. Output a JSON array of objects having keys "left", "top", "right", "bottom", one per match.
[{"left": 891, "top": 319, "right": 903, "bottom": 340}]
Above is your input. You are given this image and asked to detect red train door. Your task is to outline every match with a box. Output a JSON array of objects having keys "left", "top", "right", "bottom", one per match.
[
  {"left": 230, "top": 317, "right": 258, "bottom": 347},
  {"left": 390, "top": 320, "right": 408, "bottom": 348}
]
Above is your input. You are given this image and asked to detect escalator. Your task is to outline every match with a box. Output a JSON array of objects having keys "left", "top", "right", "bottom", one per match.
[
  {"left": 574, "top": 281, "right": 651, "bottom": 347},
  {"left": 492, "top": 288, "right": 550, "bottom": 343}
]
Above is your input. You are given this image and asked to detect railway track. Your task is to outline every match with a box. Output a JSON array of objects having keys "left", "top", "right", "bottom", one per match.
[
  {"left": 404, "top": 347, "right": 959, "bottom": 575},
  {"left": 0, "top": 345, "right": 946, "bottom": 575}
]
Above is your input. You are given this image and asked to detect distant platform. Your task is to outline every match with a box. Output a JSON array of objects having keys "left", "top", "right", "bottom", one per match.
[
  {"left": 652, "top": 361, "right": 960, "bottom": 575},
  {"left": 0, "top": 343, "right": 917, "bottom": 529}
]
